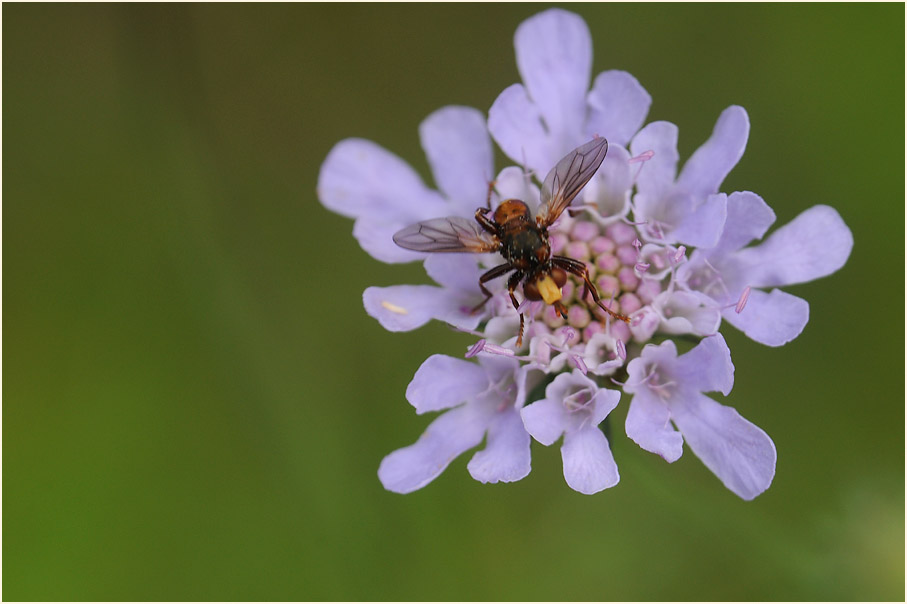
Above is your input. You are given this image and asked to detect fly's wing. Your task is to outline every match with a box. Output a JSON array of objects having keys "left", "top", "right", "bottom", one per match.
[
  {"left": 393, "top": 216, "right": 499, "bottom": 253},
  {"left": 536, "top": 137, "right": 608, "bottom": 228}
]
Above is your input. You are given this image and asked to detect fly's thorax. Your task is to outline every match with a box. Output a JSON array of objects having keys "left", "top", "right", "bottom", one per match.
[{"left": 493, "top": 199, "right": 531, "bottom": 225}]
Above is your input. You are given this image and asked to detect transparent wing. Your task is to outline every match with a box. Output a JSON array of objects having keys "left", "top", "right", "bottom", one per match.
[
  {"left": 393, "top": 216, "right": 500, "bottom": 253},
  {"left": 536, "top": 137, "right": 609, "bottom": 227}
]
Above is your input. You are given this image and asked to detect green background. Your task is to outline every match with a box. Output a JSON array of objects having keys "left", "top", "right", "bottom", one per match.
[{"left": 4, "top": 3, "right": 903, "bottom": 601}]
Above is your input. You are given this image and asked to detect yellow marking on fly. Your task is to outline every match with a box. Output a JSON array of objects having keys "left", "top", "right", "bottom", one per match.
[
  {"left": 381, "top": 300, "right": 409, "bottom": 315},
  {"left": 537, "top": 274, "right": 563, "bottom": 305}
]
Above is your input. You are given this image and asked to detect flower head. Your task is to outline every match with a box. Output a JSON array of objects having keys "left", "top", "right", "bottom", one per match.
[{"left": 317, "top": 9, "right": 851, "bottom": 499}]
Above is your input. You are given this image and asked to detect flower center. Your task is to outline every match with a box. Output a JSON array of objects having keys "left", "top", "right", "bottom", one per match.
[{"left": 532, "top": 216, "right": 666, "bottom": 347}]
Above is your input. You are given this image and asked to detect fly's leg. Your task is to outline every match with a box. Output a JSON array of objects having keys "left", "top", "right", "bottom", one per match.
[
  {"left": 506, "top": 271, "right": 526, "bottom": 346},
  {"left": 552, "top": 255, "right": 630, "bottom": 323},
  {"left": 485, "top": 179, "right": 496, "bottom": 210},
  {"left": 474, "top": 207, "right": 498, "bottom": 235},
  {"left": 470, "top": 263, "right": 514, "bottom": 314}
]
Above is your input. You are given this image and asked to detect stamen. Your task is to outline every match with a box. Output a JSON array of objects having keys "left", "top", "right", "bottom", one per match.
[
  {"left": 735, "top": 286, "right": 751, "bottom": 314},
  {"left": 629, "top": 150, "right": 655, "bottom": 164},
  {"left": 673, "top": 246, "right": 687, "bottom": 264},
  {"left": 466, "top": 339, "right": 515, "bottom": 358},
  {"left": 616, "top": 338, "right": 627, "bottom": 360}
]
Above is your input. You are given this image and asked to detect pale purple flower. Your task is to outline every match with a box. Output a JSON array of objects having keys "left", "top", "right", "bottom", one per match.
[
  {"left": 629, "top": 106, "right": 750, "bottom": 248},
  {"left": 623, "top": 334, "right": 776, "bottom": 500},
  {"left": 677, "top": 191, "right": 853, "bottom": 346},
  {"left": 317, "top": 8, "right": 851, "bottom": 499},
  {"left": 378, "top": 354, "right": 537, "bottom": 493},
  {"left": 488, "top": 8, "right": 651, "bottom": 223},
  {"left": 520, "top": 370, "right": 621, "bottom": 494},
  {"left": 318, "top": 105, "right": 494, "bottom": 264}
]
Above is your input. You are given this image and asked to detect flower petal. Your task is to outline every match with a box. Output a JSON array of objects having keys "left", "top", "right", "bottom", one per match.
[
  {"left": 630, "top": 120, "right": 679, "bottom": 204},
  {"left": 655, "top": 290, "right": 722, "bottom": 337},
  {"left": 520, "top": 397, "right": 568, "bottom": 446},
  {"left": 419, "top": 106, "right": 494, "bottom": 214},
  {"left": 467, "top": 406, "right": 532, "bottom": 484},
  {"left": 363, "top": 285, "right": 480, "bottom": 332},
  {"left": 488, "top": 83, "right": 551, "bottom": 176},
  {"left": 721, "top": 288, "right": 810, "bottom": 347},
  {"left": 670, "top": 391, "right": 776, "bottom": 500},
  {"left": 625, "top": 390, "right": 684, "bottom": 462},
  {"left": 676, "top": 105, "right": 750, "bottom": 199},
  {"left": 582, "top": 144, "right": 632, "bottom": 221},
  {"left": 710, "top": 191, "right": 777, "bottom": 256},
  {"left": 377, "top": 402, "right": 493, "bottom": 494},
  {"left": 494, "top": 166, "right": 541, "bottom": 213},
  {"left": 352, "top": 217, "right": 426, "bottom": 264},
  {"left": 423, "top": 253, "right": 484, "bottom": 293},
  {"left": 561, "top": 426, "right": 620, "bottom": 494},
  {"left": 670, "top": 192, "right": 727, "bottom": 249},
  {"left": 514, "top": 9, "right": 591, "bottom": 149},
  {"left": 586, "top": 70, "right": 652, "bottom": 147},
  {"left": 733, "top": 205, "right": 853, "bottom": 288},
  {"left": 674, "top": 333, "right": 735, "bottom": 396},
  {"left": 406, "top": 354, "right": 490, "bottom": 414},
  {"left": 318, "top": 138, "right": 445, "bottom": 222}
]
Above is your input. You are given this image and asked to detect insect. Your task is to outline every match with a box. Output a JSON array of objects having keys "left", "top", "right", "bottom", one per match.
[{"left": 393, "top": 137, "right": 630, "bottom": 346}]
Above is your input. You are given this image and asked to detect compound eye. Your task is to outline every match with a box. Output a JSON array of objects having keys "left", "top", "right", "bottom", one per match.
[{"left": 523, "top": 279, "right": 542, "bottom": 301}]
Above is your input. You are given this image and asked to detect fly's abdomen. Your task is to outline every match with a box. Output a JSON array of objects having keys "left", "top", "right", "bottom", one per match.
[{"left": 501, "top": 226, "right": 549, "bottom": 269}]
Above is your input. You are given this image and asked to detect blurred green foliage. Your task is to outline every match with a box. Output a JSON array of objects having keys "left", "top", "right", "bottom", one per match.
[{"left": 4, "top": 3, "right": 903, "bottom": 601}]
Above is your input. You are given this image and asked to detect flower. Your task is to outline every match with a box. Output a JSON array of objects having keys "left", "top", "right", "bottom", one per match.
[
  {"left": 318, "top": 105, "right": 494, "bottom": 264},
  {"left": 317, "top": 8, "right": 852, "bottom": 500},
  {"left": 677, "top": 191, "right": 853, "bottom": 346},
  {"left": 623, "top": 334, "right": 776, "bottom": 500},
  {"left": 378, "top": 354, "right": 537, "bottom": 493},
  {"left": 489, "top": 8, "right": 652, "bottom": 224},
  {"left": 520, "top": 370, "right": 621, "bottom": 494}
]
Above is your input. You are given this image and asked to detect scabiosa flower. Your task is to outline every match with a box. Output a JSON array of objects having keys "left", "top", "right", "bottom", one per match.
[
  {"left": 521, "top": 370, "right": 621, "bottom": 494},
  {"left": 623, "top": 334, "right": 775, "bottom": 500},
  {"left": 676, "top": 191, "right": 853, "bottom": 346},
  {"left": 378, "top": 354, "right": 538, "bottom": 493},
  {"left": 316, "top": 8, "right": 852, "bottom": 500}
]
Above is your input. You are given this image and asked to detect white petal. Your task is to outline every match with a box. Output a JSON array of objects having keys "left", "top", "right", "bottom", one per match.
[
  {"left": 515, "top": 9, "right": 591, "bottom": 149},
  {"left": 625, "top": 390, "right": 684, "bottom": 462},
  {"left": 582, "top": 144, "right": 632, "bottom": 221},
  {"left": 586, "top": 70, "right": 652, "bottom": 147},
  {"left": 630, "top": 121, "right": 679, "bottom": 204},
  {"left": 709, "top": 191, "right": 776, "bottom": 256},
  {"left": 655, "top": 290, "right": 722, "bottom": 337},
  {"left": 721, "top": 288, "right": 810, "bottom": 347},
  {"left": 561, "top": 426, "right": 620, "bottom": 494},
  {"left": 669, "top": 192, "right": 728, "bottom": 249},
  {"left": 488, "top": 83, "right": 552, "bottom": 176},
  {"left": 406, "top": 354, "right": 490, "bottom": 414},
  {"left": 733, "top": 205, "right": 853, "bottom": 288},
  {"left": 674, "top": 334, "right": 735, "bottom": 396},
  {"left": 363, "top": 285, "right": 479, "bottom": 332},
  {"left": 676, "top": 105, "right": 749, "bottom": 199},
  {"left": 377, "top": 402, "right": 494, "bottom": 494},
  {"left": 467, "top": 406, "right": 532, "bottom": 484},
  {"left": 419, "top": 106, "right": 494, "bottom": 214},
  {"left": 671, "top": 392, "right": 776, "bottom": 500},
  {"left": 520, "top": 397, "right": 568, "bottom": 446},
  {"left": 318, "top": 138, "right": 445, "bottom": 222}
]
